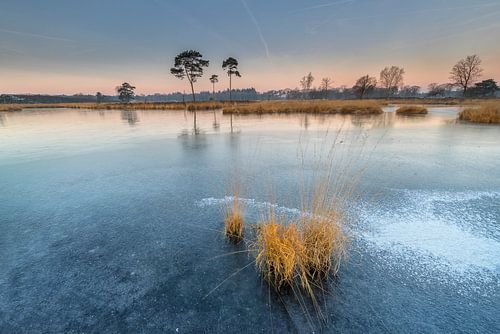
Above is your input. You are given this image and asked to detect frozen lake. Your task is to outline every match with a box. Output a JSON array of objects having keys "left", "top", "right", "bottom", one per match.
[{"left": 0, "top": 106, "right": 499, "bottom": 332}]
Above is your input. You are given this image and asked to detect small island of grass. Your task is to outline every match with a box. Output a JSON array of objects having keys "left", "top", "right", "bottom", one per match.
[
  {"left": 395, "top": 105, "right": 428, "bottom": 115},
  {"left": 222, "top": 100, "right": 383, "bottom": 115}
]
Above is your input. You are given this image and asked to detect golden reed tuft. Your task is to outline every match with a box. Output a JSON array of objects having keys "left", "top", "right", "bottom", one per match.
[
  {"left": 255, "top": 219, "right": 304, "bottom": 289},
  {"left": 224, "top": 197, "right": 245, "bottom": 243}
]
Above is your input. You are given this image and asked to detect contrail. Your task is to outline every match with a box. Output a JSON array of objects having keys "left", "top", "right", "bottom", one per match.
[
  {"left": 290, "top": 0, "right": 355, "bottom": 14},
  {"left": 0, "top": 28, "right": 73, "bottom": 42},
  {"left": 241, "top": 0, "right": 270, "bottom": 59}
]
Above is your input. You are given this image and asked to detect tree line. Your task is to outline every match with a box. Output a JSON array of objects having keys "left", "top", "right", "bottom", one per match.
[
  {"left": 297, "top": 55, "right": 497, "bottom": 100},
  {"left": 3, "top": 51, "right": 495, "bottom": 105},
  {"left": 112, "top": 52, "right": 497, "bottom": 103}
]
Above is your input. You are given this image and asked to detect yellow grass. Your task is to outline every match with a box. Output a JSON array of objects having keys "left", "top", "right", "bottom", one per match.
[
  {"left": 300, "top": 213, "right": 346, "bottom": 280},
  {"left": 0, "top": 101, "right": 233, "bottom": 112},
  {"left": 222, "top": 100, "right": 383, "bottom": 115},
  {"left": 459, "top": 101, "right": 500, "bottom": 124},
  {"left": 255, "top": 219, "right": 304, "bottom": 289},
  {"left": 224, "top": 197, "right": 245, "bottom": 243},
  {"left": 0, "top": 103, "right": 87, "bottom": 111},
  {"left": 255, "top": 213, "right": 346, "bottom": 286},
  {"left": 3, "top": 98, "right": 495, "bottom": 113},
  {"left": 395, "top": 105, "right": 428, "bottom": 115}
]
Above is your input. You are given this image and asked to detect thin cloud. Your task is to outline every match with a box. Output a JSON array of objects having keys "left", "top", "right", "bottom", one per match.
[
  {"left": 241, "top": 0, "right": 270, "bottom": 59},
  {"left": 334, "top": 1, "right": 500, "bottom": 23},
  {"left": 0, "top": 28, "right": 73, "bottom": 42},
  {"left": 308, "top": 1, "right": 500, "bottom": 34}
]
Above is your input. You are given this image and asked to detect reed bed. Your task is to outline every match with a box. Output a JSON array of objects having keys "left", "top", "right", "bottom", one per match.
[
  {"left": 458, "top": 101, "right": 500, "bottom": 124},
  {"left": 78, "top": 101, "right": 229, "bottom": 111},
  {"left": 395, "top": 105, "right": 428, "bottom": 115},
  {"left": 222, "top": 100, "right": 383, "bottom": 115},
  {"left": 0, "top": 103, "right": 92, "bottom": 111},
  {"left": 0, "top": 101, "right": 235, "bottom": 112}
]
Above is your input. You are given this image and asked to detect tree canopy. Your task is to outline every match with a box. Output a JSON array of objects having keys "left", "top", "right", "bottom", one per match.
[
  {"left": 353, "top": 75, "right": 377, "bottom": 99},
  {"left": 222, "top": 57, "right": 241, "bottom": 101},
  {"left": 379, "top": 66, "right": 405, "bottom": 96},
  {"left": 170, "top": 50, "right": 209, "bottom": 102},
  {"left": 209, "top": 74, "right": 219, "bottom": 84},
  {"left": 450, "top": 55, "right": 482, "bottom": 96},
  {"left": 116, "top": 83, "right": 136, "bottom": 103},
  {"left": 222, "top": 57, "right": 241, "bottom": 78},
  {"left": 467, "top": 79, "right": 498, "bottom": 97}
]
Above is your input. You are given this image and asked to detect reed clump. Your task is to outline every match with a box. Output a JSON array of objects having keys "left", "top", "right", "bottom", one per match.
[
  {"left": 458, "top": 102, "right": 500, "bottom": 124},
  {"left": 255, "top": 220, "right": 304, "bottom": 289},
  {"left": 255, "top": 213, "right": 346, "bottom": 292},
  {"left": 222, "top": 100, "right": 383, "bottom": 115},
  {"left": 300, "top": 213, "right": 346, "bottom": 280},
  {"left": 224, "top": 198, "right": 245, "bottom": 243},
  {"left": 395, "top": 105, "right": 428, "bottom": 115}
]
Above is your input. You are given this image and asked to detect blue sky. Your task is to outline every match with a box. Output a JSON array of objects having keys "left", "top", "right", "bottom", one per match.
[{"left": 1, "top": 0, "right": 499, "bottom": 94}]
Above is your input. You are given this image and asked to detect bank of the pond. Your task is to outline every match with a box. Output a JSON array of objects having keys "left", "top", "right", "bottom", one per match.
[
  {"left": 2, "top": 98, "right": 496, "bottom": 113},
  {"left": 459, "top": 102, "right": 500, "bottom": 124}
]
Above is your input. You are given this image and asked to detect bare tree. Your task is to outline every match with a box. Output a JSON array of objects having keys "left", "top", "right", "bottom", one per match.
[
  {"left": 450, "top": 54, "right": 483, "bottom": 96},
  {"left": 352, "top": 75, "right": 377, "bottom": 99},
  {"left": 379, "top": 66, "right": 405, "bottom": 97},
  {"left": 320, "top": 77, "right": 332, "bottom": 99},
  {"left": 299, "top": 72, "right": 314, "bottom": 99}
]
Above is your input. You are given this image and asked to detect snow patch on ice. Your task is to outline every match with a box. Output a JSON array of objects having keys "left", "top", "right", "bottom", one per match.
[
  {"left": 196, "top": 196, "right": 302, "bottom": 216},
  {"left": 197, "top": 191, "right": 500, "bottom": 278},
  {"left": 359, "top": 190, "right": 500, "bottom": 274}
]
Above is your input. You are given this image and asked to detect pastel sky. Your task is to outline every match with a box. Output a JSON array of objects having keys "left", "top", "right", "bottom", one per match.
[{"left": 1, "top": 0, "right": 499, "bottom": 94}]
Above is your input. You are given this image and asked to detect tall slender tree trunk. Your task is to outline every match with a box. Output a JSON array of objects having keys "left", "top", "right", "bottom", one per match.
[
  {"left": 190, "top": 81, "right": 196, "bottom": 102},
  {"left": 229, "top": 74, "right": 232, "bottom": 102},
  {"left": 189, "top": 80, "right": 197, "bottom": 133}
]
